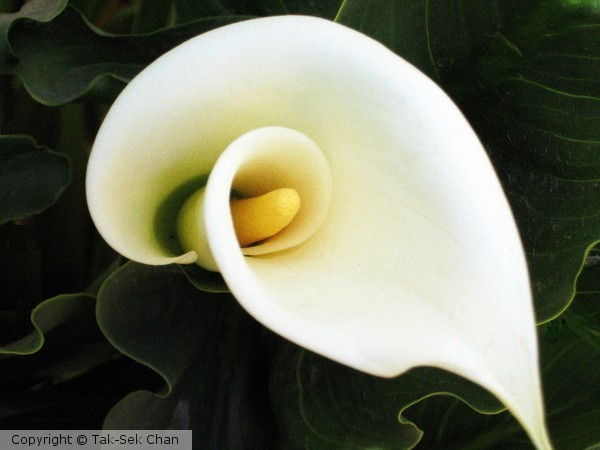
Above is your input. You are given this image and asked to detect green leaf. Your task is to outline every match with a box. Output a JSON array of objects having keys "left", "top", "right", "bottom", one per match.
[
  {"left": 0, "top": 0, "right": 68, "bottom": 71},
  {"left": 97, "top": 263, "right": 278, "bottom": 447},
  {"left": 335, "top": 0, "right": 529, "bottom": 82},
  {"left": 0, "top": 357, "right": 161, "bottom": 429},
  {"left": 541, "top": 313, "right": 600, "bottom": 450},
  {"left": 0, "top": 293, "right": 90, "bottom": 354},
  {"left": 563, "top": 263, "right": 600, "bottom": 348},
  {"left": 561, "top": 0, "right": 600, "bottom": 12},
  {"left": 0, "top": 294, "right": 149, "bottom": 429},
  {"left": 2, "top": 6, "right": 248, "bottom": 105},
  {"left": 269, "top": 343, "right": 501, "bottom": 449},
  {"left": 167, "top": 0, "right": 341, "bottom": 21},
  {"left": 134, "top": 0, "right": 343, "bottom": 33},
  {"left": 458, "top": 7, "right": 600, "bottom": 321},
  {"left": 179, "top": 264, "right": 229, "bottom": 293},
  {"left": 0, "top": 294, "right": 116, "bottom": 384},
  {"left": 131, "top": 0, "right": 176, "bottom": 33},
  {"left": 0, "top": 134, "right": 70, "bottom": 224}
]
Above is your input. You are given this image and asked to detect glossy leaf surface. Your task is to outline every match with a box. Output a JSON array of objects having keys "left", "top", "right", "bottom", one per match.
[
  {"left": 97, "top": 263, "right": 278, "bottom": 448},
  {"left": 0, "top": 135, "right": 69, "bottom": 224},
  {"left": 1, "top": 4, "right": 247, "bottom": 105}
]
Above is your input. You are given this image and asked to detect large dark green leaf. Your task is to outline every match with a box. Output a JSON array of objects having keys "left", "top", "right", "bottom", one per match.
[
  {"left": 0, "top": 294, "right": 154, "bottom": 429},
  {"left": 168, "top": 0, "right": 342, "bottom": 22},
  {"left": 0, "top": 134, "right": 69, "bottom": 224},
  {"left": 336, "top": 0, "right": 529, "bottom": 82},
  {"left": 459, "top": 7, "right": 600, "bottom": 321},
  {"left": 542, "top": 305, "right": 600, "bottom": 450},
  {"left": 131, "top": 0, "right": 176, "bottom": 33},
  {"left": 1, "top": 0, "right": 341, "bottom": 105},
  {"left": 0, "top": 0, "right": 67, "bottom": 71},
  {"left": 126, "top": 0, "right": 341, "bottom": 33},
  {"left": 269, "top": 344, "right": 501, "bottom": 449},
  {"left": 0, "top": 294, "right": 117, "bottom": 384},
  {"left": 97, "top": 263, "right": 278, "bottom": 449},
  {"left": 565, "top": 262, "right": 600, "bottom": 349},
  {"left": 0, "top": 293, "right": 85, "bottom": 356},
  {"left": 1, "top": 5, "right": 248, "bottom": 105}
]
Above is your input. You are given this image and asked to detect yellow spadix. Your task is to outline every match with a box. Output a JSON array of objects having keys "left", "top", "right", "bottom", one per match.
[{"left": 231, "top": 188, "right": 301, "bottom": 248}]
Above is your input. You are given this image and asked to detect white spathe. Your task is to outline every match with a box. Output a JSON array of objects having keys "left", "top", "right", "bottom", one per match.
[{"left": 86, "top": 16, "right": 552, "bottom": 449}]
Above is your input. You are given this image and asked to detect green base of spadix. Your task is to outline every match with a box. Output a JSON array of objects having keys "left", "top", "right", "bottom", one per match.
[{"left": 153, "top": 175, "right": 209, "bottom": 257}]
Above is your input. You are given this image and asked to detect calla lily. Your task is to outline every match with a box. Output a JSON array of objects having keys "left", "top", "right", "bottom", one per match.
[{"left": 86, "top": 16, "right": 552, "bottom": 449}]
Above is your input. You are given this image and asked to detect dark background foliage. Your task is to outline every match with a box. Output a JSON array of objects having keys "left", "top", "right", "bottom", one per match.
[{"left": 1, "top": 1, "right": 598, "bottom": 448}]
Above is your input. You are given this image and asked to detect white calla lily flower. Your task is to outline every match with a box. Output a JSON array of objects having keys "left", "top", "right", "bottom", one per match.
[{"left": 86, "top": 16, "right": 552, "bottom": 449}]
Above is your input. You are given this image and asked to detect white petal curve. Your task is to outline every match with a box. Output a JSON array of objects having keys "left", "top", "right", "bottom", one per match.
[
  {"left": 86, "top": 16, "right": 551, "bottom": 448},
  {"left": 218, "top": 126, "right": 332, "bottom": 258},
  {"left": 177, "top": 126, "right": 332, "bottom": 270}
]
